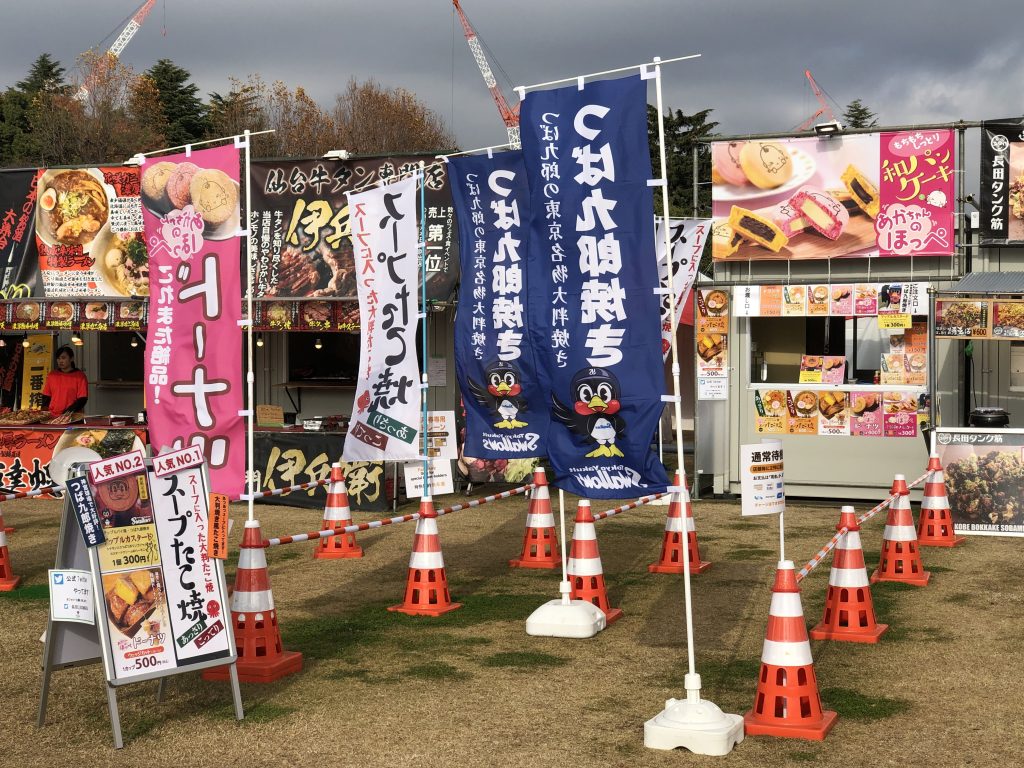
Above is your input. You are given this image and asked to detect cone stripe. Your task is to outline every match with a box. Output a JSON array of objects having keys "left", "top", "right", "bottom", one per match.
[
  {"left": 232, "top": 589, "right": 275, "bottom": 612},
  {"left": 568, "top": 556, "right": 604, "bottom": 577},
  {"left": 665, "top": 517, "right": 695, "bottom": 533},
  {"left": 526, "top": 513, "right": 555, "bottom": 526},
  {"left": 409, "top": 551, "right": 446, "bottom": 569},
  {"left": 828, "top": 568, "right": 869, "bottom": 588},
  {"left": 769, "top": 591, "right": 804, "bottom": 617},
  {"left": 883, "top": 525, "right": 918, "bottom": 542},
  {"left": 571, "top": 538, "right": 601, "bottom": 558},
  {"left": 238, "top": 547, "right": 268, "bottom": 570},
  {"left": 921, "top": 495, "right": 948, "bottom": 510},
  {"left": 836, "top": 530, "right": 863, "bottom": 551},
  {"left": 0, "top": 530, "right": 7, "bottom": 547},
  {"left": 761, "top": 639, "right": 813, "bottom": 667}
]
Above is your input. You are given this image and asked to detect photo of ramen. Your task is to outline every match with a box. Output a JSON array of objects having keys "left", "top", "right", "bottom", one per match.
[
  {"left": 15, "top": 302, "right": 40, "bottom": 322},
  {"left": 93, "top": 229, "right": 149, "bottom": 297},
  {"left": 118, "top": 302, "right": 144, "bottom": 320},
  {"left": 36, "top": 169, "right": 109, "bottom": 248},
  {"left": 84, "top": 302, "right": 109, "bottom": 321},
  {"left": 48, "top": 302, "right": 74, "bottom": 321}
]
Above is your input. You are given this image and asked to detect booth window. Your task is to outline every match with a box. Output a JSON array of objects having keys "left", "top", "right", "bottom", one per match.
[
  {"left": 98, "top": 333, "right": 145, "bottom": 383},
  {"left": 286, "top": 332, "right": 360, "bottom": 383}
]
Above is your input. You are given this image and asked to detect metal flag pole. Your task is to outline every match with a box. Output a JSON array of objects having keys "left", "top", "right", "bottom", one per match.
[
  {"left": 419, "top": 164, "right": 430, "bottom": 498},
  {"left": 644, "top": 57, "right": 744, "bottom": 757},
  {"left": 243, "top": 129, "right": 256, "bottom": 523}
]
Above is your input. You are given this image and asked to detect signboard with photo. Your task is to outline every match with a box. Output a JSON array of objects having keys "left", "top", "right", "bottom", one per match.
[{"left": 935, "top": 428, "right": 1024, "bottom": 536}]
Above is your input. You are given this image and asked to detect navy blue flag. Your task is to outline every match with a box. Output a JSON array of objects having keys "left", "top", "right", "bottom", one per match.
[
  {"left": 521, "top": 75, "right": 670, "bottom": 498},
  {"left": 450, "top": 151, "right": 548, "bottom": 458}
]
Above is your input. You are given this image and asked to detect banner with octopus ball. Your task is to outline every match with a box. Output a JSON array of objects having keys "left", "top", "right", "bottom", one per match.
[
  {"left": 141, "top": 145, "right": 245, "bottom": 497},
  {"left": 450, "top": 150, "right": 547, "bottom": 459},
  {"left": 520, "top": 75, "right": 669, "bottom": 499}
]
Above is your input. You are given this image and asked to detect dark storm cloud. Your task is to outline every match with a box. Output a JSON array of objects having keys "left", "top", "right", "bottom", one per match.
[{"left": 2, "top": 0, "right": 1022, "bottom": 153}]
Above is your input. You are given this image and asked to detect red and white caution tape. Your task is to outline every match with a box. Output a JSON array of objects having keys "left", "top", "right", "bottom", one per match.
[
  {"left": 263, "top": 483, "right": 535, "bottom": 548},
  {"left": 233, "top": 478, "right": 329, "bottom": 502},
  {"left": 0, "top": 484, "right": 65, "bottom": 502},
  {"left": 591, "top": 493, "right": 668, "bottom": 522}
]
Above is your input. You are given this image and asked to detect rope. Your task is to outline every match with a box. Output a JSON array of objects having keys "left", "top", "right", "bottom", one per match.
[
  {"left": 233, "top": 478, "right": 329, "bottom": 502},
  {"left": 591, "top": 493, "right": 668, "bottom": 522}
]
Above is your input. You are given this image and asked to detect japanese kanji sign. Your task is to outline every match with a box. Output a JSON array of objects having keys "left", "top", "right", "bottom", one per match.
[
  {"left": 249, "top": 156, "right": 459, "bottom": 301},
  {"left": 343, "top": 176, "right": 422, "bottom": 462},
  {"left": 979, "top": 118, "right": 1024, "bottom": 245},
  {"left": 142, "top": 145, "right": 245, "bottom": 497},
  {"left": 655, "top": 217, "right": 710, "bottom": 359},
  {"left": 450, "top": 150, "right": 548, "bottom": 459},
  {"left": 740, "top": 441, "right": 785, "bottom": 516},
  {"left": 0, "top": 169, "right": 39, "bottom": 299},
  {"left": 521, "top": 74, "right": 670, "bottom": 499}
]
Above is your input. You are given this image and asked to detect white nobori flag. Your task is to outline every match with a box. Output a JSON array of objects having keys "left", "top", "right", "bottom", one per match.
[
  {"left": 655, "top": 217, "right": 711, "bottom": 360},
  {"left": 343, "top": 176, "right": 423, "bottom": 461}
]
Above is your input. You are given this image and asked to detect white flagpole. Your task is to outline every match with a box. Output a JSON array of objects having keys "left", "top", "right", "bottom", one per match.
[
  {"left": 243, "top": 129, "right": 256, "bottom": 523},
  {"left": 419, "top": 164, "right": 430, "bottom": 497}
]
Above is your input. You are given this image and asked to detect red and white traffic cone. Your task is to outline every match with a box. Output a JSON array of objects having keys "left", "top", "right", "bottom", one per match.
[
  {"left": 509, "top": 466, "right": 560, "bottom": 569},
  {"left": 810, "top": 506, "right": 888, "bottom": 643},
  {"left": 1, "top": 505, "right": 14, "bottom": 535},
  {"left": 389, "top": 497, "right": 461, "bottom": 616},
  {"left": 744, "top": 560, "right": 837, "bottom": 740},
  {"left": 568, "top": 499, "right": 622, "bottom": 625},
  {"left": 649, "top": 472, "right": 711, "bottom": 574},
  {"left": 203, "top": 519, "right": 303, "bottom": 683},
  {"left": 917, "top": 453, "right": 966, "bottom": 547},
  {"left": 313, "top": 463, "right": 363, "bottom": 559},
  {"left": 871, "top": 474, "right": 930, "bottom": 587},
  {"left": 0, "top": 515, "right": 21, "bottom": 591}
]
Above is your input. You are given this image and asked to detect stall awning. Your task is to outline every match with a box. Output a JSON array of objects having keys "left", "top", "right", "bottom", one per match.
[{"left": 942, "top": 272, "right": 1024, "bottom": 296}]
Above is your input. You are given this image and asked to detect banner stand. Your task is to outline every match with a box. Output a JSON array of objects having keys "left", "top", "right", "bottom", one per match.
[{"left": 37, "top": 461, "right": 243, "bottom": 749}]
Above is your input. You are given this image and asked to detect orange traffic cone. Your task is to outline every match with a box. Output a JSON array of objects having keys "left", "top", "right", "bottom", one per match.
[
  {"left": 388, "top": 497, "right": 461, "bottom": 616},
  {"left": 649, "top": 472, "right": 711, "bottom": 574},
  {"left": 744, "top": 560, "right": 838, "bottom": 740},
  {"left": 313, "top": 463, "right": 363, "bottom": 559},
  {"left": 917, "top": 453, "right": 966, "bottom": 547},
  {"left": 810, "top": 506, "right": 888, "bottom": 643},
  {"left": 1, "top": 506, "right": 13, "bottom": 534},
  {"left": 568, "top": 499, "right": 622, "bottom": 624},
  {"left": 509, "top": 467, "right": 560, "bottom": 569},
  {"left": 0, "top": 516, "right": 21, "bottom": 591},
  {"left": 870, "top": 474, "right": 930, "bottom": 587},
  {"left": 203, "top": 520, "right": 303, "bottom": 683}
]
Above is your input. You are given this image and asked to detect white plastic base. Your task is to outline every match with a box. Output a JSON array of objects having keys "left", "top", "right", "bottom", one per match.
[
  {"left": 644, "top": 693, "right": 744, "bottom": 756},
  {"left": 649, "top": 495, "right": 671, "bottom": 506},
  {"left": 525, "top": 599, "right": 606, "bottom": 638}
]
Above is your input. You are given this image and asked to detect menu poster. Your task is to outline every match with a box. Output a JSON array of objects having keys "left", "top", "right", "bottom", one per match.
[
  {"left": 830, "top": 285, "right": 854, "bottom": 316},
  {"left": 935, "top": 300, "right": 990, "bottom": 338},
  {"left": 696, "top": 289, "right": 729, "bottom": 334},
  {"left": 822, "top": 356, "right": 846, "bottom": 384},
  {"left": 850, "top": 391, "right": 883, "bottom": 436},
  {"left": 817, "top": 390, "right": 850, "bottom": 436},
  {"left": 696, "top": 332, "right": 727, "bottom": 377},
  {"left": 754, "top": 389, "right": 787, "bottom": 434},
  {"left": 799, "top": 355, "right": 823, "bottom": 383},
  {"left": 786, "top": 389, "right": 818, "bottom": 434},
  {"left": 759, "top": 285, "right": 783, "bottom": 316},
  {"left": 854, "top": 284, "right": 879, "bottom": 316},
  {"left": 807, "top": 284, "right": 829, "bottom": 316},
  {"left": 882, "top": 391, "right": 919, "bottom": 437},
  {"left": 880, "top": 351, "right": 907, "bottom": 385},
  {"left": 992, "top": 301, "right": 1024, "bottom": 339},
  {"left": 782, "top": 285, "right": 806, "bottom": 316}
]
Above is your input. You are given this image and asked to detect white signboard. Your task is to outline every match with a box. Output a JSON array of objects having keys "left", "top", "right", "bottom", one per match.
[
  {"left": 48, "top": 569, "right": 95, "bottom": 625},
  {"left": 740, "top": 441, "right": 785, "bottom": 516},
  {"left": 423, "top": 410, "right": 459, "bottom": 460},
  {"left": 655, "top": 217, "right": 711, "bottom": 359},
  {"left": 403, "top": 460, "right": 455, "bottom": 497}
]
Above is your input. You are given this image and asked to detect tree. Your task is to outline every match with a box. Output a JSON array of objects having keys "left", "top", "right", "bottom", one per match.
[
  {"left": 146, "top": 59, "right": 208, "bottom": 146},
  {"left": 647, "top": 105, "right": 718, "bottom": 218},
  {"left": 1, "top": 53, "right": 70, "bottom": 165},
  {"left": 16, "top": 53, "right": 69, "bottom": 95},
  {"left": 207, "top": 78, "right": 268, "bottom": 139},
  {"left": 332, "top": 78, "right": 456, "bottom": 154},
  {"left": 842, "top": 99, "right": 878, "bottom": 129}
]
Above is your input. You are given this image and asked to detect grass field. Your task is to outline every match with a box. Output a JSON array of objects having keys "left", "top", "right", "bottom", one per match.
[{"left": 1, "top": 487, "right": 1022, "bottom": 767}]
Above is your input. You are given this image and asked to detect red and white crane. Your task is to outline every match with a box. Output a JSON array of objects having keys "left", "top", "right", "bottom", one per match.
[
  {"left": 796, "top": 69, "right": 839, "bottom": 132},
  {"left": 77, "top": 0, "right": 158, "bottom": 99},
  {"left": 452, "top": 0, "right": 521, "bottom": 148}
]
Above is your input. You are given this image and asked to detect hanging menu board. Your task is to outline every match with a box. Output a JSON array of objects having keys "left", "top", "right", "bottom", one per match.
[{"left": 733, "top": 282, "right": 928, "bottom": 318}]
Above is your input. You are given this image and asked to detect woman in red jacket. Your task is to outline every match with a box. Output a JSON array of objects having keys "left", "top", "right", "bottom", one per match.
[{"left": 41, "top": 345, "right": 89, "bottom": 416}]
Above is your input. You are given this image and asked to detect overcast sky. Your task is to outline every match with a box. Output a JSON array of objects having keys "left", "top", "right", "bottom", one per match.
[{"left": 2, "top": 0, "right": 1022, "bottom": 181}]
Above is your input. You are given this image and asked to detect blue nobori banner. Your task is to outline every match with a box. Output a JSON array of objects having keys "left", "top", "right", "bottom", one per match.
[
  {"left": 450, "top": 151, "right": 548, "bottom": 459},
  {"left": 521, "top": 75, "right": 669, "bottom": 498}
]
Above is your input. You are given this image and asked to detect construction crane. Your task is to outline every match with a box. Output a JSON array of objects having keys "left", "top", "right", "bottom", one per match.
[
  {"left": 796, "top": 70, "right": 840, "bottom": 132},
  {"left": 77, "top": 1, "right": 159, "bottom": 100},
  {"left": 452, "top": 0, "right": 521, "bottom": 148}
]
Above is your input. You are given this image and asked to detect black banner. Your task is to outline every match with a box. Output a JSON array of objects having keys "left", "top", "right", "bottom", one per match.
[
  {"left": 980, "top": 117, "right": 1024, "bottom": 245},
  {"left": 253, "top": 430, "right": 390, "bottom": 511},
  {"left": 250, "top": 156, "right": 459, "bottom": 301},
  {"left": 0, "top": 170, "right": 39, "bottom": 299}
]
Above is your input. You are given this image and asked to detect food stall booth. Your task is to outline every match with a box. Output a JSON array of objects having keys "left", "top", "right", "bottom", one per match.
[{"left": 696, "top": 125, "right": 967, "bottom": 500}]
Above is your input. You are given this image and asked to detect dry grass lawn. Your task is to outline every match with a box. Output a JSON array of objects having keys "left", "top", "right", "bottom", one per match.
[{"left": 2, "top": 487, "right": 1023, "bottom": 767}]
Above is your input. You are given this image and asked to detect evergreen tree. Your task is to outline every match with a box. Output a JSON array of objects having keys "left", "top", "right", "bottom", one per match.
[
  {"left": 15, "top": 53, "right": 68, "bottom": 95},
  {"left": 146, "top": 59, "right": 208, "bottom": 145},
  {"left": 647, "top": 105, "right": 718, "bottom": 219},
  {"left": 1, "top": 53, "right": 69, "bottom": 164},
  {"left": 842, "top": 99, "right": 878, "bottom": 129}
]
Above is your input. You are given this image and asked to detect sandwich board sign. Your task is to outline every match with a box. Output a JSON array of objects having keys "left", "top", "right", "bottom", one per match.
[{"left": 38, "top": 449, "right": 243, "bottom": 748}]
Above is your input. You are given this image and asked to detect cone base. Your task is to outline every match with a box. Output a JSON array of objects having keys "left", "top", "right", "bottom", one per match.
[
  {"left": 918, "top": 535, "right": 966, "bottom": 548},
  {"left": 603, "top": 607, "right": 623, "bottom": 625},
  {"left": 645, "top": 699, "right": 745, "bottom": 756},
  {"left": 743, "top": 709, "right": 838, "bottom": 741},
  {"left": 3, "top": 526, "right": 14, "bottom": 534},
  {"left": 312, "top": 546, "right": 364, "bottom": 560},
  {"left": 388, "top": 601, "right": 462, "bottom": 617},
  {"left": 508, "top": 557, "right": 560, "bottom": 569},
  {"left": 648, "top": 560, "right": 712, "bottom": 575},
  {"left": 0, "top": 575, "right": 22, "bottom": 591},
  {"left": 810, "top": 622, "right": 888, "bottom": 644},
  {"left": 870, "top": 569, "right": 930, "bottom": 587},
  {"left": 202, "top": 651, "right": 303, "bottom": 684},
  {"left": 525, "top": 598, "right": 606, "bottom": 638}
]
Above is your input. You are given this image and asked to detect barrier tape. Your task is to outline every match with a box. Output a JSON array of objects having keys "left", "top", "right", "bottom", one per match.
[
  {"left": 264, "top": 482, "right": 535, "bottom": 548},
  {"left": 233, "top": 478, "right": 329, "bottom": 502},
  {"left": 796, "top": 469, "right": 932, "bottom": 582},
  {"left": 0, "top": 484, "right": 65, "bottom": 502},
  {"left": 591, "top": 493, "right": 668, "bottom": 522}
]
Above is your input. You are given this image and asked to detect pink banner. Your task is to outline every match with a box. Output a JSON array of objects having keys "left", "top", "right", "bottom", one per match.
[
  {"left": 877, "top": 130, "right": 955, "bottom": 256},
  {"left": 142, "top": 145, "right": 245, "bottom": 497}
]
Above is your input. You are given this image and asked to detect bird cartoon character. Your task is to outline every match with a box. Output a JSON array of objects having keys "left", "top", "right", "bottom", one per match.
[
  {"left": 468, "top": 361, "right": 529, "bottom": 429},
  {"left": 552, "top": 367, "right": 625, "bottom": 458}
]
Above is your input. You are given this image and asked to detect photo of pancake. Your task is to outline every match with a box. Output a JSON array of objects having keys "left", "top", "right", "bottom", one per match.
[{"left": 140, "top": 159, "right": 240, "bottom": 240}]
